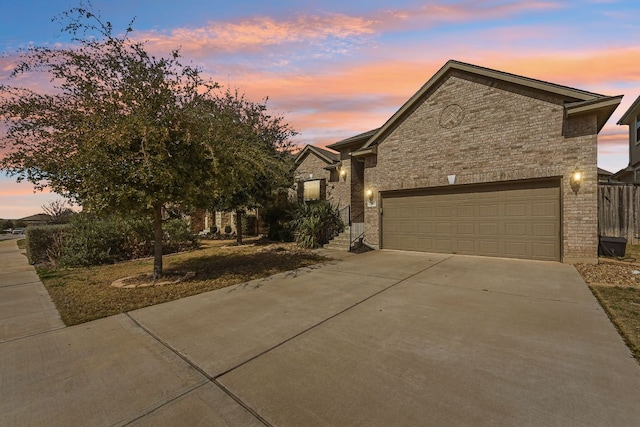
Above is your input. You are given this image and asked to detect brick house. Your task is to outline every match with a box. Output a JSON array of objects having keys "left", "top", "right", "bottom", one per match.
[
  {"left": 612, "top": 95, "right": 640, "bottom": 183},
  {"left": 297, "top": 60, "right": 622, "bottom": 263}
]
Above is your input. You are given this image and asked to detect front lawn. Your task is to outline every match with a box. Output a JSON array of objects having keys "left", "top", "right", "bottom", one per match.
[
  {"left": 39, "top": 238, "right": 325, "bottom": 326},
  {"left": 590, "top": 285, "right": 640, "bottom": 361},
  {"left": 575, "top": 249, "right": 640, "bottom": 363}
]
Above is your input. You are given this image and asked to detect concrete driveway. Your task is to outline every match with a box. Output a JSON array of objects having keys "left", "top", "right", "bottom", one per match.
[{"left": 1, "top": 242, "right": 640, "bottom": 426}]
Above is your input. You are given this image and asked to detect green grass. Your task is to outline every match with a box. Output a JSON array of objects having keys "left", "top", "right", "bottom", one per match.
[
  {"left": 16, "top": 238, "right": 26, "bottom": 250},
  {"left": 38, "top": 239, "right": 324, "bottom": 326}
]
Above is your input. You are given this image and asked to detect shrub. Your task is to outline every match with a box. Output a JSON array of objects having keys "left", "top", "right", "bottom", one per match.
[
  {"left": 224, "top": 225, "right": 232, "bottom": 234},
  {"left": 263, "top": 198, "right": 296, "bottom": 242},
  {"left": 25, "top": 224, "right": 70, "bottom": 264},
  {"left": 290, "top": 201, "right": 343, "bottom": 248},
  {"left": 59, "top": 214, "right": 129, "bottom": 266},
  {"left": 242, "top": 214, "right": 258, "bottom": 236},
  {"left": 210, "top": 225, "right": 218, "bottom": 234},
  {"left": 26, "top": 214, "right": 198, "bottom": 267},
  {"left": 163, "top": 218, "right": 198, "bottom": 253}
]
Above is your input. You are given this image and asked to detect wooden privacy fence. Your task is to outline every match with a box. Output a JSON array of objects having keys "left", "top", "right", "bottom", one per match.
[{"left": 598, "top": 184, "right": 640, "bottom": 244}]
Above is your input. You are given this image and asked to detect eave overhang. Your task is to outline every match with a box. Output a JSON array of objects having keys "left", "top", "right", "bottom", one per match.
[
  {"left": 565, "top": 95, "right": 623, "bottom": 132},
  {"left": 360, "top": 60, "right": 617, "bottom": 150},
  {"left": 326, "top": 128, "right": 380, "bottom": 151},
  {"left": 294, "top": 144, "right": 339, "bottom": 166},
  {"left": 617, "top": 95, "right": 640, "bottom": 125},
  {"left": 351, "top": 146, "right": 377, "bottom": 157}
]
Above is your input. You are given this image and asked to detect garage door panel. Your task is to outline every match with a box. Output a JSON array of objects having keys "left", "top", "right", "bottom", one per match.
[
  {"left": 532, "top": 202, "right": 557, "bottom": 217},
  {"left": 457, "top": 222, "right": 475, "bottom": 235},
  {"left": 505, "top": 203, "right": 526, "bottom": 216},
  {"left": 436, "top": 222, "right": 452, "bottom": 233},
  {"left": 416, "top": 221, "right": 434, "bottom": 234},
  {"left": 478, "top": 205, "right": 499, "bottom": 217},
  {"left": 478, "top": 240, "right": 500, "bottom": 255},
  {"left": 505, "top": 241, "right": 527, "bottom": 256},
  {"left": 532, "top": 243, "right": 557, "bottom": 259},
  {"left": 416, "top": 237, "right": 434, "bottom": 250},
  {"left": 478, "top": 222, "right": 499, "bottom": 236},
  {"left": 505, "top": 223, "right": 527, "bottom": 236},
  {"left": 416, "top": 209, "right": 433, "bottom": 218},
  {"left": 382, "top": 183, "right": 560, "bottom": 261},
  {"left": 532, "top": 223, "right": 557, "bottom": 237},
  {"left": 457, "top": 205, "right": 475, "bottom": 217},
  {"left": 435, "top": 239, "right": 453, "bottom": 251},
  {"left": 435, "top": 206, "right": 453, "bottom": 217},
  {"left": 457, "top": 239, "right": 475, "bottom": 252},
  {"left": 398, "top": 222, "right": 415, "bottom": 233}
]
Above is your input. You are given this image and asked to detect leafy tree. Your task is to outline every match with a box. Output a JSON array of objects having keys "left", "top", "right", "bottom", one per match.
[
  {"left": 206, "top": 89, "right": 296, "bottom": 244},
  {"left": 0, "top": 5, "right": 221, "bottom": 278},
  {"left": 0, "top": 219, "right": 12, "bottom": 231},
  {"left": 41, "top": 199, "right": 74, "bottom": 224},
  {"left": 12, "top": 219, "right": 27, "bottom": 228}
]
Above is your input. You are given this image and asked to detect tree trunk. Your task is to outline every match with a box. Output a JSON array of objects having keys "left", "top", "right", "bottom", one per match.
[
  {"left": 236, "top": 210, "right": 243, "bottom": 245},
  {"left": 153, "top": 204, "right": 163, "bottom": 279}
]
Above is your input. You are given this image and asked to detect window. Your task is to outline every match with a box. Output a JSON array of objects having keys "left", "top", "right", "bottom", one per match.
[
  {"left": 304, "top": 180, "right": 321, "bottom": 201},
  {"left": 636, "top": 115, "right": 640, "bottom": 144},
  {"left": 635, "top": 169, "right": 640, "bottom": 184}
]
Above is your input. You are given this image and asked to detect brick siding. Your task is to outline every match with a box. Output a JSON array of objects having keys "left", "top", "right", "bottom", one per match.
[
  {"left": 363, "top": 73, "right": 598, "bottom": 262},
  {"left": 295, "top": 152, "right": 350, "bottom": 209}
]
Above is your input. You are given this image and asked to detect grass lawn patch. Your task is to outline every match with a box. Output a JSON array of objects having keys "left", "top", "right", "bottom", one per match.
[
  {"left": 17, "top": 238, "right": 26, "bottom": 250},
  {"left": 39, "top": 238, "right": 325, "bottom": 326},
  {"left": 575, "top": 261, "right": 640, "bottom": 363},
  {"left": 589, "top": 286, "right": 640, "bottom": 362},
  {"left": 624, "top": 243, "right": 640, "bottom": 262}
]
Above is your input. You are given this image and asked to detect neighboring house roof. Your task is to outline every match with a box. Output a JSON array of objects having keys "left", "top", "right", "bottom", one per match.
[
  {"left": 294, "top": 144, "right": 339, "bottom": 165},
  {"left": 598, "top": 167, "right": 613, "bottom": 177},
  {"left": 326, "top": 128, "right": 380, "bottom": 151},
  {"left": 19, "top": 213, "right": 52, "bottom": 222},
  {"left": 612, "top": 166, "right": 634, "bottom": 180},
  {"left": 353, "top": 60, "right": 622, "bottom": 154},
  {"left": 617, "top": 95, "right": 640, "bottom": 125}
]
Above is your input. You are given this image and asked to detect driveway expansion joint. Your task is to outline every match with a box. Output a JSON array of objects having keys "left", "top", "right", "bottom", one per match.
[
  {"left": 120, "top": 382, "right": 209, "bottom": 427},
  {"left": 213, "top": 254, "right": 456, "bottom": 380},
  {"left": 0, "top": 280, "right": 44, "bottom": 288},
  {"left": 0, "top": 326, "right": 66, "bottom": 344},
  {"left": 125, "top": 312, "right": 270, "bottom": 426}
]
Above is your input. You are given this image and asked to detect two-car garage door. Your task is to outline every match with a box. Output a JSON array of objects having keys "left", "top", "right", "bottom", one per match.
[{"left": 381, "top": 181, "right": 560, "bottom": 261}]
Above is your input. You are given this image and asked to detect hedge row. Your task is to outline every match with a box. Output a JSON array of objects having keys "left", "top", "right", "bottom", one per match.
[{"left": 25, "top": 214, "right": 198, "bottom": 267}]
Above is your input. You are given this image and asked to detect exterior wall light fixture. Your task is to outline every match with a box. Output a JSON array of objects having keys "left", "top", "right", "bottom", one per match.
[
  {"left": 570, "top": 168, "right": 583, "bottom": 193},
  {"left": 339, "top": 167, "right": 347, "bottom": 180},
  {"left": 366, "top": 188, "right": 374, "bottom": 202}
]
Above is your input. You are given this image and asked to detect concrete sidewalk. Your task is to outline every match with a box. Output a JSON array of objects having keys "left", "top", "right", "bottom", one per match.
[
  {"left": 1, "top": 247, "right": 640, "bottom": 426},
  {"left": 0, "top": 239, "right": 64, "bottom": 342}
]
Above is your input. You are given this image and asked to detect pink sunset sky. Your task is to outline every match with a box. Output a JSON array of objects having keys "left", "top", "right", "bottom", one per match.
[{"left": 1, "top": 0, "right": 639, "bottom": 218}]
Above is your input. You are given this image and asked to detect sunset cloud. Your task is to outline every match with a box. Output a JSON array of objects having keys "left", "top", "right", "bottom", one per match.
[
  {"left": 380, "top": 1, "right": 562, "bottom": 29},
  {"left": 1, "top": 0, "right": 638, "bottom": 216},
  {"left": 138, "top": 12, "right": 376, "bottom": 58}
]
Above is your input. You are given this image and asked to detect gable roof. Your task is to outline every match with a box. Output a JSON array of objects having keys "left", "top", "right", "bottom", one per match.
[
  {"left": 598, "top": 167, "right": 613, "bottom": 176},
  {"left": 19, "top": 213, "right": 52, "bottom": 222},
  {"left": 617, "top": 95, "right": 640, "bottom": 125},
  {"left": 326, "top": 128, "right": 380, "bottom": 151},
  {"left": 294, "top": 144, "right": 339, "bottom": 166},
  {"left": 356, "top": 60, "right": 622, "bottom": 152}
]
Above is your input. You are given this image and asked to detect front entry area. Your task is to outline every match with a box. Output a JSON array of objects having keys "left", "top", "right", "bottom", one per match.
[{"left": 381, "top": 180, "right": 560, "bottom": 261}]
